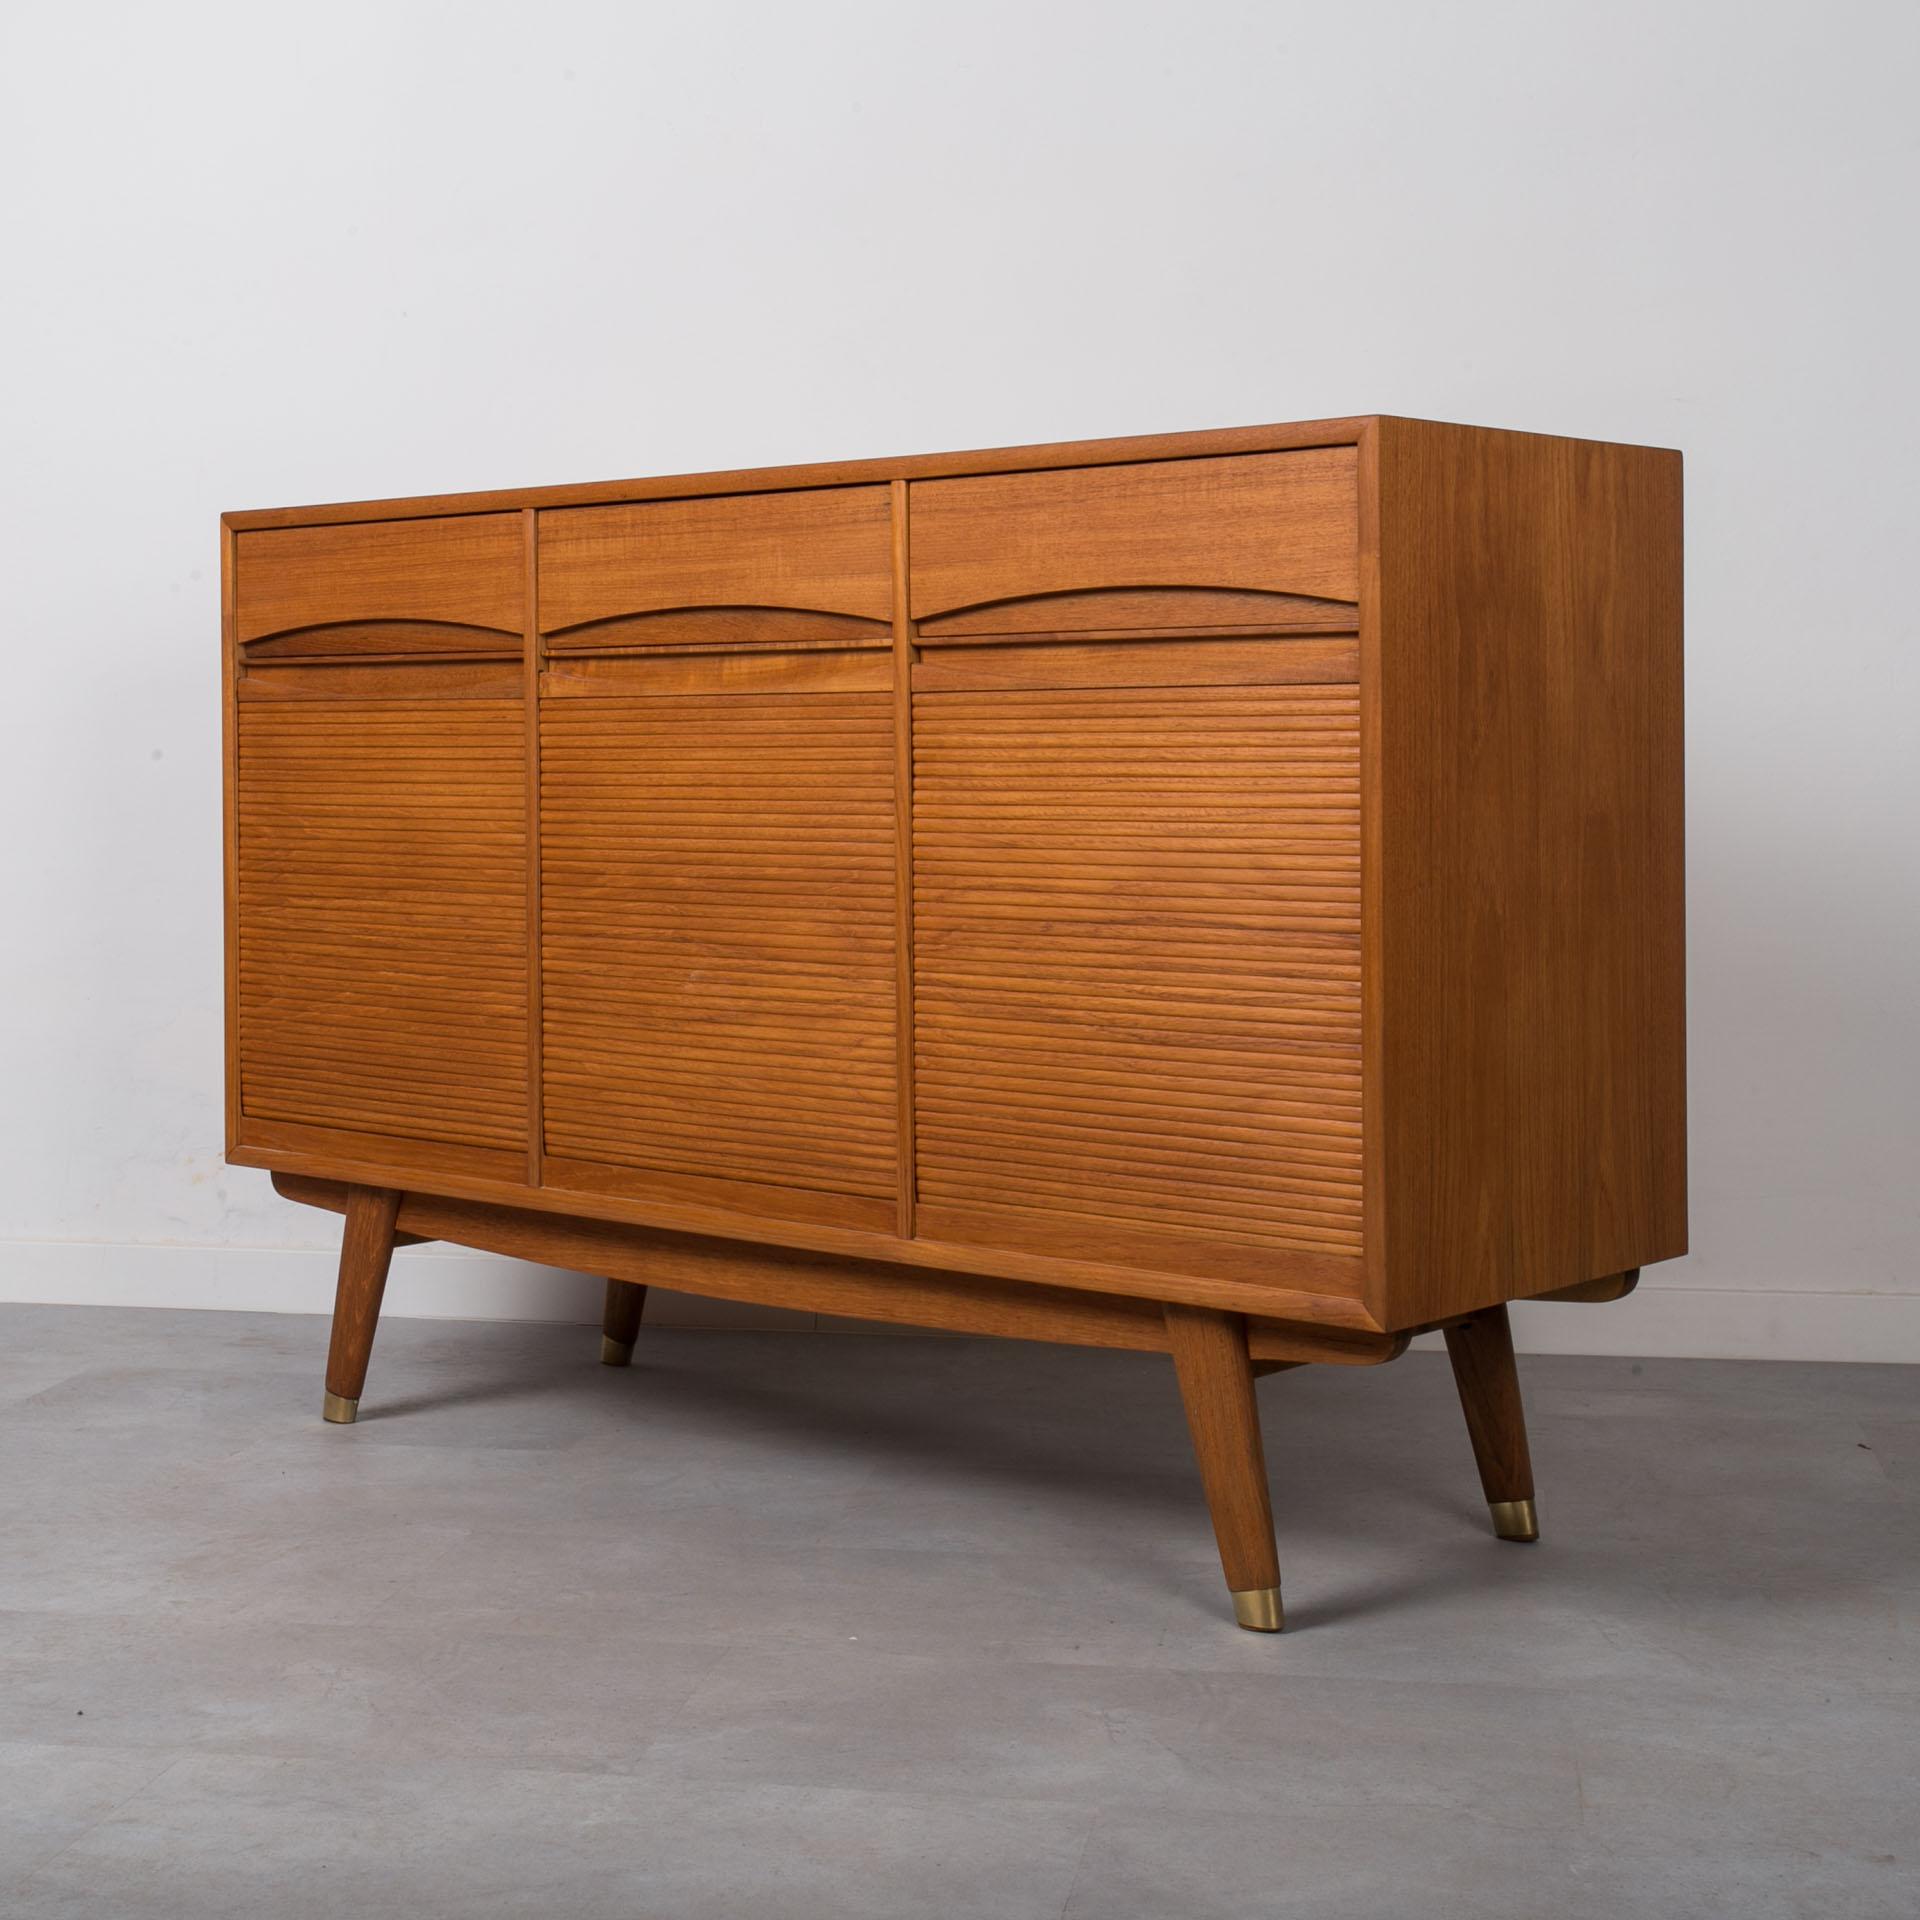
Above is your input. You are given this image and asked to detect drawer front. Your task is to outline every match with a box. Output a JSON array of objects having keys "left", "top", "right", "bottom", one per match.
[
  {"left": 540, "top": 690, "right": 899, "bottom": 1215},
  {"left": 912, "top": 682, "right": 1362, "bottom": 1281},
  {"left": 538, "top": 486, "right": 894, "bottom": 652},
  {"left": 234, "top": 514, "right": 524, "bottom": 656},
  {"left": 234, "top": 693, "right": 528, "bottom": 1154},
  {"left": 909, "top": 449, "right": 1359, "bottom": 640}
]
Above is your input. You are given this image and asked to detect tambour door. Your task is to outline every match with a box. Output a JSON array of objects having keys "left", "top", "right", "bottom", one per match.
[
  {"left": 910, "top": 679, "right": 1363, "bottom": 1287},
  {"left": 907, "top": 453, "right": 1366, "bottom": 1291},
  {"left": 534, "top": 489, "right": 901, "bottom": 1230},
  {"left": 228, "top": 516, "right": 530, "bottom": 1181}
]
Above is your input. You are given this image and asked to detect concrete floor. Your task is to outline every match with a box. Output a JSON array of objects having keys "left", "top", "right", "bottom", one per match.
[{"left": 0, "top": 1304, "right": 1914, "bottom": 1918}]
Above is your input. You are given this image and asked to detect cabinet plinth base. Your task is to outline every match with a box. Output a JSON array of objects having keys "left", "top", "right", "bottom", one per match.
[
  {"left": 1489, "top": 1498, "right": 1539, "bottom": 1542},
  {"left": 1232, "top": 1587, "right": 1285, "bottom": 1632},
  {"left": 321, "top": 1391, "right": 359, "bottom": 1425}
]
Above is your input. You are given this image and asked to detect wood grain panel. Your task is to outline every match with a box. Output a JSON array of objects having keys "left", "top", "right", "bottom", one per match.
[
  {"left": 234, "top": 515, "right": 523, "bottom": 643},
  {"left": 1370, "top": 419, "right": 1686, "bottom": 1325},
  {"left": 541, "top": 692, "right": 899, "bottom": 1203},
  {"left": 539, "top": 486, "right": 893, "bottom": 639},
  {"left": 909, "top": 450, "right": 1358, "bottom": 621},
  {"left": 235, "top": 694, "right": 527, "bottom": 1154},
  {"left": 913, "top": 684, "right": 1363, "bottom": 1273}
]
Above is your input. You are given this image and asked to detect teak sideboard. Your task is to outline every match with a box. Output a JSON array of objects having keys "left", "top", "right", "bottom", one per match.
[{"left": 222, "top": 416, "right": 1685, "bottom": 1631}]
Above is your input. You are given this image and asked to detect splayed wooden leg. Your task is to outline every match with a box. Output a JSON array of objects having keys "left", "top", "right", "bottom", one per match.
[
  {"left": 600, "top": 1277, "right": 648, "bottom": 1367},
  {"left": 1165, "top": 1303, "right": 1283, "bottom": 1630},
  {"left": 322, "top": 1185, "right": 403, "bottom": 1424},
  {"left": 1444, "top": 1303, "right": 1539, "bottom": 1541}
]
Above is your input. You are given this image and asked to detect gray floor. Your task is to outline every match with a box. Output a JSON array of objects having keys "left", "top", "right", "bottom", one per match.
[{"left": 1, "top": 1305, "right": 1914, "bottom": 1919}]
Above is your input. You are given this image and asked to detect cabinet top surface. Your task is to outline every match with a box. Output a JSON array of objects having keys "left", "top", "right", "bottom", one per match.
[{"left": 222, "top": 415, "right": 1681, "bottom": 532}]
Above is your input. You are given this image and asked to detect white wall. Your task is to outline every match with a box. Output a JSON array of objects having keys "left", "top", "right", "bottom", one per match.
[{"left": 2, "top": 1, "right": 1915, "bottom": 1360}]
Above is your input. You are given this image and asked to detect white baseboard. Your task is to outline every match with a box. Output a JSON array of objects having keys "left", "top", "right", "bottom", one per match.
[{"left": 0, "top": 1240, "right": 1914, "bottom": 1362}]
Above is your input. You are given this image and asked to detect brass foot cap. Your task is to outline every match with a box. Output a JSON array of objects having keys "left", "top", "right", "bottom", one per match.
[
  {"left": 1231, "top": 1586, "right": 1285, "bottom": 1632},
  {"left": 600, "top": 1336, "right": 636, "bottom": 1368},
  {"left": 1490, "top": 1497, "right": 1539, "bottom": 1543},
  {"left": 321, "top": 1392, "right": 359, "bottom": 1426}
]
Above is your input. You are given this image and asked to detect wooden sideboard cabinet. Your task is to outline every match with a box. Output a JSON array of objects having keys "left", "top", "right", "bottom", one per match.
[{"left": 223, "top": 416, "right": 1685, "bottom": 1631}]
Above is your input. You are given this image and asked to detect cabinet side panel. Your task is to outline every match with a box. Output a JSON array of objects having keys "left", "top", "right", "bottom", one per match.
[{"left": 1374, "top": 420, "right": 1686, "bottom": 1326}]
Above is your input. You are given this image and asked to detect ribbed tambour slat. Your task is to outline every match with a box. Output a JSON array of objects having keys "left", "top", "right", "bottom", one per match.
[
  {"left": 540, "top": 693, "right": 898, "bottom": 1198},
  {"left": 236, "top": 698, "right": 528, "bottom": 1150},
  {"left": 912, "top": 684, "right": 1362, "bottom": 1258}
]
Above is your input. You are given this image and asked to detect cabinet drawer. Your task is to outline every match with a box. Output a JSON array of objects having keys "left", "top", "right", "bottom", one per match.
[
  {"left": 234, "top": 514, "right": 524, "bottom": 658},
  {"left": 909, "top": 450, "right": 1358, "bottom": 641},
  {"left": 539, "top": 486, "right": 894, "bottom": 653}
]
